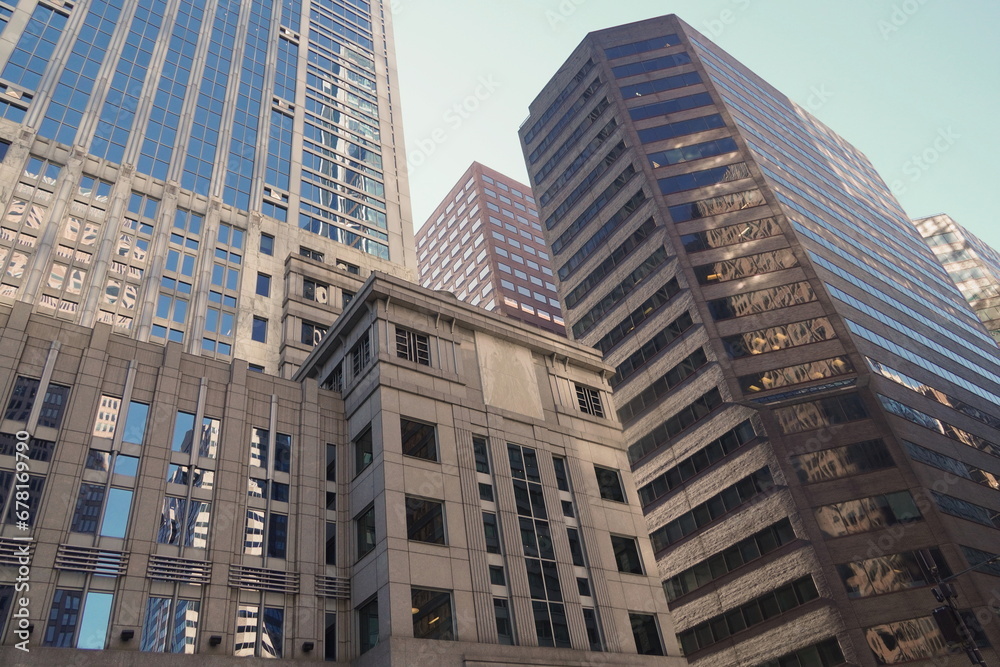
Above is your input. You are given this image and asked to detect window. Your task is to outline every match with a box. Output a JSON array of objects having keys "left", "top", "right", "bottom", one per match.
[
  {"left": 156, "top": 497, "right": 211, "bottom": 548},
  {"left": 234, "top": 604, "right": 284, "bottom": 658},
  {"left": 814, "top": 490, "right": 922, "bottom": 538},
  {"left": 356, "top": 505, "right": 376, "bottom": 560},
  {"left": 400, "top": 418, "right": 437, "bottom": 461},
  {"left": 351, "top": 331, "right": 371, "bottom": 377},
  {"left": 326, "top": 522, "right": 337, "bottom": 565},
  {"left": 552, "top": 457, "right": 569, "bottom": 491},
  {"left": 324, "top": 612, "right": 336, "bottom": 661},
  {"left": 43, "top": 590, "right": 114, "bottom": 649},
  {"left": 566, "top": 528, "right": 584, "bottom": 567},
  {"left": 575, "top": 384, "right": 604, "bottom": 417},
  {"left": 260, "top": 233, "right": 274, "bottom": 255},
  {"left": 139, "top": 597, "right": 201, "bottom": 653},
  {"left": 791, "top": 439, "right": 894, "bottom": 483},
  {"left": 303, "top": 278, "right": 329, "bottom": 303},
  {"left": 354, "top": 426, "right": 373, "bottom": 475},
  {"left": 251, "top": 316, "right": 267, "bottom": 343},
  {"left": 326, "top": 444, "right": 337, "bottom": 482},
  {"left": 358, "top": 597, "right": 378, "bottom": 654},
  {"left": 300, "top": 246, "right": 324, "bottom": 262},
  {"left": 4, "top": 377, "right": 71, "bottom": 428},
  {"left": 837, "top": 548, "right": 949, "bottom": 599},
  {"left": 594, "top": 466, "right": 626, "bottom": 502},
  {"left": 243, "top": 509, "right": 288, "bottom": 558},
  {"left": 628, "top": 388, "right": 725, "bottom": 464},
  {"left": 611, "top": 536, "right": 644, "bottom": 574},
  {"left": 406, "top": 497, "right": 446, "bottom": 544},
  {"left": 70, "top": 484, "right": 133, "bottom": 539},
  {"left": 630, "top": 613, "right": 665, "bottom": 656},
  {"left": 757, "top": 638, "right": 846, "bottom": 667},
  {"left": 638, "top": 419, "right": 758, "bottom": 507},
  {"left": 483, "top": 512, "right": 501, "bottom": 553},
  {"left": 489, "top": 566, "right": 506, "bottom": 586},
  {"left": 411, "top": 588, "right": 454, "bottom": 641},
  {"left": 583, "top": 608, "right": 603, "bottom": 651},
  {"left": 561, "top": 500, "right": 574, "bottom": 517},
  {"left": 479, "top": 483, "right": 494, "bottom": 502},
  {"left": 774, "top": 393, "right": 869, "bottom": 434},
  {"left": 664, "top": 518, "right": 796, "bottom": 601},
  {"left": 649, "top": 468, "right": 775, "bottom": 552},
  {"left": 301, "top": 321, "right": 327, "bottom": 346},
  {"left": 678, "top": 577, "right": 819, "bottom": 654},
  {"left": 396, "top": 327, "right": 430, "bottom": 365},
  {"left": 255, "top": 273, "right": 270, "bottom": 296},
  {"left": 577, "top": 578, "right": 591, "bottom": 597},
  {"left": 473, "top": 436, "right": 490, "bottom": 473},
  {"left": 493, "top": 599, "right": 513, "bottom": 645}
]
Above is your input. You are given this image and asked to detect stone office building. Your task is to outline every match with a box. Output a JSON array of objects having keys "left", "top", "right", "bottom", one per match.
[{"left": 0, "top": 273, "right": 688, "bottom": 665}]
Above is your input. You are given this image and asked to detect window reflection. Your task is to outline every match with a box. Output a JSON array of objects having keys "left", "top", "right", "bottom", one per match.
[
  {"left": 739, "top": 356, "right": 852, "bottom": 393},
  {"left": 791, "top": 439, "right": 894, "bottom": 484},
  {"left": 694, "top": 247, "right": 798, "bottom": 284},
  {"left": 864, "top": 614, "right": 988, "bottom": 664},
  {"left": 724, "top": 317, "right": 835, "bottom": 358},
  {"left": 837, "top": 549, "right": 949, "bottom": 599},
  {"left": 681, "top": 216, "right": 781, "bottom": 253},
  {"left": 773, "top": 393, "right": 868, "bottom": 434},
  {"left": 708, "top": 281, "right": 816, "bottom": 320},
  {"left": 814, "top": 491, "right": 921, "bottom": 538}
]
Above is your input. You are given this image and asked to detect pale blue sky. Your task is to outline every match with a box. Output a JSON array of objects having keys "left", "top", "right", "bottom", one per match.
[{"left": 392, "top": 0, "right": 999, "bottom": 253}]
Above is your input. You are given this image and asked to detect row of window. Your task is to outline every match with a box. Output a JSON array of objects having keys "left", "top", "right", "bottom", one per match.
[{"left": 677, "top": 576, "right": 818, "bottom": 655}]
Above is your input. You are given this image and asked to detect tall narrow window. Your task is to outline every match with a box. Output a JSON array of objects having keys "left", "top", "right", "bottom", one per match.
[
  {"left": 354, "top": 426, "right": 373, "bottom": 475},
  {"left": 396, "top": 327, "right": 431, "bottom": 365},
  {"left": 140, "top": 597, "right": 200, "bottom": 653},
  {"left": 575, "top": 383, "right": 605, "bottom": 417},
  {"left": 356, "top": 505, "right": 376, "bottom": 560},
  {"left": 358, "top": 597, "right": 378, "bottom": 654}
]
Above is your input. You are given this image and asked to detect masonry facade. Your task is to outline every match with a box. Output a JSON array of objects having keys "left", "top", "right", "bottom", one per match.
[
  {"left": 520, "top": 14, "right": 1000, "bottom": 666},
  {"left": 416, "top": 162, "right": 566, "bottom": 336},
  {"left": 0, "top": 274, "right": 688, "bottom": 665}
]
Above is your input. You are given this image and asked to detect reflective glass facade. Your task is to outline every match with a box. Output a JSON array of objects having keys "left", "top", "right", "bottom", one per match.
[
  {"left": 522, "top": 13, "right": 1000, "bottom": 665},
  {"left": 0, "top": 0, "right": 416, "bottom": 375}
]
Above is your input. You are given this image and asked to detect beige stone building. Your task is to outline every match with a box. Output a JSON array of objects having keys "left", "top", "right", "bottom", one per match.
[{"left": 0, "top": 273, "right": 687, "bottom": 665}]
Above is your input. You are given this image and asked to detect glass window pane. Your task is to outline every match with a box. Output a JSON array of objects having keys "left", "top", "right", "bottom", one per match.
[
  {"left": 100, "top": 488, "right": 132, "bottom": 538},
  {"left": 171, "top": 411, "right": 195, "bottom": 452},
  {"left": 77, "top": 592, "right": 114, "bottom": 649}
]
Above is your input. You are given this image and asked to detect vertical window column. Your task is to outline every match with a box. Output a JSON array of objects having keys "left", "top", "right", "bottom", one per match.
[
  {"left": 508, "top": 443, "right": 571, "bottom": 649},
  {"left": 204, "top": 222, "right": 243, "bottom": 356},
  {"left": 244, "top": 421, "right": 292, "bottom": 561}
]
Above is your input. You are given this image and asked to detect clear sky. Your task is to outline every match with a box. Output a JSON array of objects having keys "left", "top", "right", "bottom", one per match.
[{"left": 392, "top": 0, "right": 999, "bottom": 253}]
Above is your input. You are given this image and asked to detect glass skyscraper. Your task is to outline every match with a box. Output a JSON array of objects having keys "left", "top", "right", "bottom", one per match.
[
  {"left": 0, "top": 0, "right": 416, "bottom": 376},
  {"left": 521, "top": 14, "right": 1000, "bottom": 666},
  {"left": 916, "top": 213, "right": 1000, "bottom": 346}
]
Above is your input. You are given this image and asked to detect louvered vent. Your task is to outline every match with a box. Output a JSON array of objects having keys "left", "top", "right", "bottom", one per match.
[
  {"left": 0, "top": 537, "right": 35, "bottom": 567},
  {"left": 316, "top": 576, "right": 350, "bottom": 599},
  {"left": 228, "top": 565, "right": 299, "bottom": 593},
  {"left": 147, "top": 555, "right": 212, "bottom": 585},
  {"left": 55, "top": 545, "right": 128, "bottom": 576}
]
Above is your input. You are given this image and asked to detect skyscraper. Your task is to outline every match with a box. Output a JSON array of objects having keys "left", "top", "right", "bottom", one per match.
[
  {"left": 0, "top": 0, "right": 416, "bottom": 376},
  {"left": 916, "top": 213, "right": 1000, "bottom": 346},
  {"left": 522, "top": 14, "right": 1000, "bottom": 666},
  {"left": 416, "top": 162, "right": 566, "bottom": 336}
]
